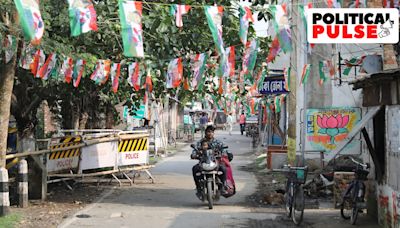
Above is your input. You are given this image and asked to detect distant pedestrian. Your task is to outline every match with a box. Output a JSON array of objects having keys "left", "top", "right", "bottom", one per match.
[
  {"left": 226, "top": 113, "right": 233, "bottom": 136},
  {"left": 199, "top": 113, "right": 208, "bottom": 138},
  {"left": 239, "top": 112, "right": 246, "bottom": 135}
]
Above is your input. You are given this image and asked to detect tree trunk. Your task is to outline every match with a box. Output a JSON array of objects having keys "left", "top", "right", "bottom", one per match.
[{"left": 0, "top": 56, "right": 17, "bottom": 168}]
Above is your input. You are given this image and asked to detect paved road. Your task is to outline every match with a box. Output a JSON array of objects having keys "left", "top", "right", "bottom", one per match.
[{"left": 59, "top": 127, "right": 379, "bottom": 228}]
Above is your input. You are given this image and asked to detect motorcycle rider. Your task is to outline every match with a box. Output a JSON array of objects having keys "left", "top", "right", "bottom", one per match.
[{"left": 191, "top": 125, "right": 233, "bottom": 199}]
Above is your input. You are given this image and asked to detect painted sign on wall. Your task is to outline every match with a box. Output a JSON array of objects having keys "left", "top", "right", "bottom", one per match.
[{"left": 305, "top": 108, "right": 361, "bottom": 153}]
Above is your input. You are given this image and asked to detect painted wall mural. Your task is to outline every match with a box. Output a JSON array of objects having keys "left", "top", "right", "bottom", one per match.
[{"left": 306, "top": 108, "right": 361, "bottom": 153}]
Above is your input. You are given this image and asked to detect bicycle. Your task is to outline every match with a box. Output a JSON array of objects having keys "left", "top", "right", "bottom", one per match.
[
  {"left": 340, "top": 157, "right": 370, "bottom": 225},
  {"left": 282, "top": 165, "right": 308, "bottom": 225}
]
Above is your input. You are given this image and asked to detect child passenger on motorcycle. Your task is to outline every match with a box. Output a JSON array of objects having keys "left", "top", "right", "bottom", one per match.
[{"left": 191, "top": 125, "right": 233, "bottom": 199}]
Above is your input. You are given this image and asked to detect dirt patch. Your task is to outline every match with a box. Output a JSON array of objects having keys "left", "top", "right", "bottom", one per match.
[{"left": 11, "top": 182, "right": 106, "bottom": 228}]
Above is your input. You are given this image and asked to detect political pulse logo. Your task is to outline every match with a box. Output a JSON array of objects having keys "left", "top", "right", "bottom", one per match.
[{"left": 307, "top": 8, "right": 399, "bottom": 43}]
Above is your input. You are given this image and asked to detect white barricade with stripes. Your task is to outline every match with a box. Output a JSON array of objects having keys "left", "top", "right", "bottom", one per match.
[{"left": 47, "top": 136, "right": 82, "bottom": 173}]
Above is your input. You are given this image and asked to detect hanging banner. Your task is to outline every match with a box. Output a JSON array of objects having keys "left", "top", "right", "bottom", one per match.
[
  {"left": 239, "top": 5, "right": 254, "bottom": 45},
  {"left": 241, "top": 39, "right": 259, "bottom": 82},
  {"left": 14, "top": 0, "right": 44, "bottom": 45},
  {"left": 191, "top": 53, "right": 208, "bottom": 89},
  {"left": 119, "top": 0, "right": 144, "bottom": 57},
  {"left": 67, "top": 0, "right": 98, "bottom": 36},
  {"left": 205, "top": 5, "right": 225, "bottom": 55}
]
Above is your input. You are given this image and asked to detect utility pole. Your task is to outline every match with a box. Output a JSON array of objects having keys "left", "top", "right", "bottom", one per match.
[{"left": 287, "top": 0, "right": 300, "bottom": 165}]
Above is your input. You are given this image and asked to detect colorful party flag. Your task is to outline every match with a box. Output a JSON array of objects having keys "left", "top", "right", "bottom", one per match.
[
  {"left": 226, "top": 46, "right": 235, "bottom": 78},
  {"left": 326, "top": 60, "right": 335, "bottom": 77},
  {"left": 128, "top": 62, "right": 141, "bottom": 91},
  {"left": 111, "top": 63, "right": 121, "bottom": 93},
  {"left": 91, "top": 60, "right": 111, "bottom": 85},
  {"left": 343, "top": 56, "right": 365, "bottom": 76},
  {"left": 145, "top": 68, "right": 153, "bottom": 93},
  {"left": 119, "top": 1, "right": 144, "bottom": 58},
  {"left": 37, "top": 53, "right": 57, "bottom": 80},
  {"left": 19, "top": 43, "right": 35, "bottom": 69},
  {"left": 60, "top": 57, "right": 74, "bottom": 83},
  {"left": 167, "top": 58, "right": 183, "bottom": 89},
  {"left": 268, "top": 5, "right": 292, "bottom": 53},
  {"left": 205, "top": 5, "right": 225, "bottom": 55},
  {"left": 14, "top": 0, "right": 44, "bottom": 45},
  {"left": 257, "top": 68, "right": 267, "bottom": 91},
  {"left": 299, "top": 3, "right": 314, "bottom": 51},
  {"left": 239, "top": 5, "right": 254, "bottom": 45},
  {"left": 170, "top": 4, "right": 191, "bottom": 28},
  {"left": 300, "top": 64, "right": 311, "bottom": 86},
  {"left": 318, "top": 61, "right": 327, "bottom": 85},
  {"left": 73, "top": 59, "right": 86, "bottom": 88},
  {"left": 241, "top": 39, "right": 259, "bottom": 82},
  {"left": 191, "top": 53, "right": 208, "bottom": 89},
  {"left": 266, "top": 36, "right": 281, "bottom": 63},
  {"left": 283, "top": 67, "right": 291, "bottom": 91},
  {"left": 30, "top": 49, "right": 45, "bottom": 77},
  {"left": 67, "top": 0, "right": 98, "bottom": 36}
]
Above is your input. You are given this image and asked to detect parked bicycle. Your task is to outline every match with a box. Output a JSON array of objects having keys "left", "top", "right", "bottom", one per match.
[
  {"left": 280, "top": 165, "right": 308, "bottom": 225},
  {"left": 340, "top": 157, "right": 370, "bottom": 225}
]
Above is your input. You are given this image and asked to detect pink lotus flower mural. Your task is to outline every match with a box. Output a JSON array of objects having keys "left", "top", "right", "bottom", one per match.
[{"left": 317, "top": 114, "right": 349, "bottom": 144}]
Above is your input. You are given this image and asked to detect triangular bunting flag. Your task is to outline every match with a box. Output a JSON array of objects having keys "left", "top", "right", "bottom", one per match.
[
  {"left": 37, "top": 53, "right": 57, "bottom": 80},
  {"left": 170, "top": 4, "right": 191, "bottom": 28},
  {"left": 111, "top": 63, "right": 121, "bottom": 93},
  {"left": 128, "top": 62, "right": 141, "bottom": 91},
  {"left": 166, "top": 57, "right": 183, "bottom": 89},
  {"left": 73, "top": 59, "right": 86, "bottom": 88},
  {"left": 300, "top": 64, "right": 311, "bottom": 86},
  {"left": 91, "top": 60, "right": 111, "bottom": 85}
]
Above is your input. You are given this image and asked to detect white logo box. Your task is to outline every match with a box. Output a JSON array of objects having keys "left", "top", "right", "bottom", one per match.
[{"left": 307, "top": 8, "right": 399, "bottom": 44}]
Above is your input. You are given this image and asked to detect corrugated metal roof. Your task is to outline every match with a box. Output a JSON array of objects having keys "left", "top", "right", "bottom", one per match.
[{"left": 350, "top": 68, "right": 400, "bottom": 89}]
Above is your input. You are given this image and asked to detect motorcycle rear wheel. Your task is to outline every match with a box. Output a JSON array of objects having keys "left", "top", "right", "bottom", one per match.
[{"left": 207, "top": 180, "right": 213, "bottom": 209}]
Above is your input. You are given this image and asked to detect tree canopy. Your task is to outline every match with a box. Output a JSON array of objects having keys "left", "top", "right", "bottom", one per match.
[{"left": 1, "top": 0, "right": 272, "bottom": 135}]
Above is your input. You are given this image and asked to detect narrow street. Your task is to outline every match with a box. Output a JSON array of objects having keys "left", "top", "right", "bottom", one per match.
[
  {"left": 58, "top": 128, "right": 277, "bottom": 228},
  {"left": 57, "top": 128, "right": 379, "bottom": 228}
]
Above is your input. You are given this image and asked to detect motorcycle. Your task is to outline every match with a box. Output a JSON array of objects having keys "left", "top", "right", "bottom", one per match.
[{"left": 191, "top": 144, "right": 232, "bottom": 209}]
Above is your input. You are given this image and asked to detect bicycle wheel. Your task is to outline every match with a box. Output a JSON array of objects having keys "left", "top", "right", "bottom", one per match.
[
  {"left": 285, "top": 183, "right": 292, "bottom": 218},
  {"left": 350, "top": 204, "right": 359, "bottom": 225},
  {"left": 292, "top": 185, "right": 304, "bottom": 225},
  {"left": 340, "top": 198, "right": 352, "bottom": 220}
]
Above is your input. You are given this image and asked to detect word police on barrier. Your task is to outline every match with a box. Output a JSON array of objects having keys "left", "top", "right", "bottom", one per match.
[
  {"left": 46, "top": 132, "right": 150, "bottom": 175},
  {"left": 259, "top": 77, "right": 288, "bottom": 95},
  {"left": 47, "top": 136, "right": 81, "bottom": 173},
  {"left": 117, "top": 136, "right": 149, "bottom": 166}
]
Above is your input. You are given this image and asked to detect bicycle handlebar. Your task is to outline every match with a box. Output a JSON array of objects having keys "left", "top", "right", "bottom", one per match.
[{"left": 350, "top": 157, "right": 368, "bottom": 169}]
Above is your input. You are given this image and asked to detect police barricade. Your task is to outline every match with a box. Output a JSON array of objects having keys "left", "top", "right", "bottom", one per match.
[
  {"left": 46, "top": 130, "right": 154, "bottom": 186},
  {"left": 47, "top": 136, "right": 82, "bottom": 173}
]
